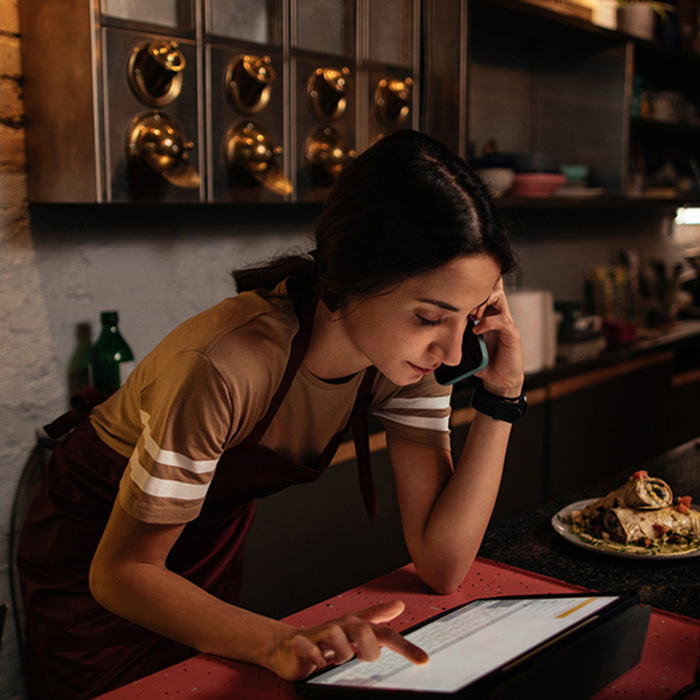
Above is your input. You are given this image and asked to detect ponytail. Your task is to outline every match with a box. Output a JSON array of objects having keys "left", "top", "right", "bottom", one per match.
[{"left": 232, "top": 249, "right": 318, "bottom": 301}]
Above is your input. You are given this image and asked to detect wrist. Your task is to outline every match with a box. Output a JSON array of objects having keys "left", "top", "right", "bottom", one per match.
[
  {"left": 253, "top": 619, "right": 298, "bottom": 670},
  {"left": 480, "top": 379, "right": 524, "bottom": 399},
  {"left": 472, "top": 381, "right": 527, "bottom": 424}
]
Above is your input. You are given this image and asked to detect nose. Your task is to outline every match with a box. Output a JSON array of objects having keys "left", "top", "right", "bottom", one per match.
[{"left": 433, "top": 322, "right": 464, "bottom": 367}]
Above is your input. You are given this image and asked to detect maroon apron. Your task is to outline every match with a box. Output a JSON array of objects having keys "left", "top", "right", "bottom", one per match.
[{"left": 17, "top": 298, "right": 378, "bottom": 700}]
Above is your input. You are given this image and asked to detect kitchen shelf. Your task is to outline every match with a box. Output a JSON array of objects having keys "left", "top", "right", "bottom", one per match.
[
  {"left": 424, "top": 0, "right": 700, "bottom": 208},
  {"left": 631, "top": 117, "right": 700, "bottom": 139},
  {"left": 495, "top": 194, "right": 697, "bottom": 209}
]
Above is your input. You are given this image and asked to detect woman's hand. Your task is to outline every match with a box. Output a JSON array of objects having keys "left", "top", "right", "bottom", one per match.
[
  {"left": 265, "top": 600, "right": 428, "bottom": 681},
  {"left": 472, "top": 278, "right": 524, "bottom": 397}
]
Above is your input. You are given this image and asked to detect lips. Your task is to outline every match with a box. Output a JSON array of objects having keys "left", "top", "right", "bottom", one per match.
[{"left": 408, "top": 361, "right": 438, "bottom": 375}]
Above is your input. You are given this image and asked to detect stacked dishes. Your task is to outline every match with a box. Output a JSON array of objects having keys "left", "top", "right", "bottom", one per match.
[
  {"left": 510, "top": 172, "right": 566, "bottom": 197},
  {"left": 510, "top": 151, "right": 565, "bottom": 198}
]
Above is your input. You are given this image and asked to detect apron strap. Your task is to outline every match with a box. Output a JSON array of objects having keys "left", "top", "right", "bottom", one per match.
[
  {"left": 41, "top": 386, "right": 107, "bottom": 441},
  {"left": 350, "top": 366, "right": 379, "bottom": 519},
  {"left": 244, "top": 296, "right": 318, "bottom": 445}
]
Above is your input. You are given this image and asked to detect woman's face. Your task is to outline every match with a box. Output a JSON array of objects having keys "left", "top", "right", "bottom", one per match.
[{"left": 339, "top": 254, "right": 502, "bottom": 386}]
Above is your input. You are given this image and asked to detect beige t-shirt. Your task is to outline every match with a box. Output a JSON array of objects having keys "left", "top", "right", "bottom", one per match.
[{"left": 91, "top": 289, "right": 452, "bottom": 525}]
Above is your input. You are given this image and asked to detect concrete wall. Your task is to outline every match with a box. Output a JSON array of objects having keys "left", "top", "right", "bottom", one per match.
[
  {"left": 1, "top": 2, "right": 43, "bottom": 697},
  {"left": 0, "top": 0, "right": 685, "bottom": 696}
]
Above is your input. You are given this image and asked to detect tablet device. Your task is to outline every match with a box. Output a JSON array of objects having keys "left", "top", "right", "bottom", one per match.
[{"left": 296, "top": 593, "right": 649, "bottom": 699}]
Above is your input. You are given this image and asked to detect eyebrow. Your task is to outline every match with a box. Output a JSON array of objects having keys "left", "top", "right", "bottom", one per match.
[
  {"left": 417, "top": 294, "right": 492, "bottom": 314},
  {"left": 416, "top": 297, "right": 460, "bottom": 312}
]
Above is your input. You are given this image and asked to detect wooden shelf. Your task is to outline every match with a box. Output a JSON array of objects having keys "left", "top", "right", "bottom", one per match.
[
  {"left": 631, "top": 117, "right": 700, "bottom": 139},
  {"left": 495, "top": 195, "right": 696, "bottom": 209}
]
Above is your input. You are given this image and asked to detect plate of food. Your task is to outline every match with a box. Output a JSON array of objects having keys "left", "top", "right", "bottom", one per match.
[{"left": 552, "top": 470, "right": 700, "bottom": 559}]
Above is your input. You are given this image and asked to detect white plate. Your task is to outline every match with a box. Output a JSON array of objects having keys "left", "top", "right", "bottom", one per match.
[{"left": 551, "top": 498, "right": 700, "bottom": 560}]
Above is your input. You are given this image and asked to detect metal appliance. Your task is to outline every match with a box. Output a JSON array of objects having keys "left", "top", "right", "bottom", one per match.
[
  {"left": 19, "top": 0, "right": 420, "bottom": 204},
  {"left": 206, "top": 0, "right": 290, "bottom": 202}
]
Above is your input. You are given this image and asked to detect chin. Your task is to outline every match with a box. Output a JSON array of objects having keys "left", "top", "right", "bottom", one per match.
[{"left": 389, "top": 366, "right": 427, "bottom": 386}]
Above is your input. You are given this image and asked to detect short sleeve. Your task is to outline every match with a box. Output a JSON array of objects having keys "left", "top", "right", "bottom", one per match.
[
  {"left": 118, "top": 350, "right": 233, "bottom": 525},
  {"left": 371, "top": 374, "right": 452, "bottom": 451}
]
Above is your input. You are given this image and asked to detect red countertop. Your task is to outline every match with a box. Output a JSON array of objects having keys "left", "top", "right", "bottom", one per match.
[{"left": 95, "top": 557, "right": 699, "bottom": 699}]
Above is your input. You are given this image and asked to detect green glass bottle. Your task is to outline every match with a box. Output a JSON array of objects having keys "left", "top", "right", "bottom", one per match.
[{"left": 89, "top": 311, "right": 135, "bottom": 396}]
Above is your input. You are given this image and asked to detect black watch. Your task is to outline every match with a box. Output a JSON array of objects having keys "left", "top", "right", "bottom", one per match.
[{"left": 471, "top": 383, "right": 527, "bottom": 424}]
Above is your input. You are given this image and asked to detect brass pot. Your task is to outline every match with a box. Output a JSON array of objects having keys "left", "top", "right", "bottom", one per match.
[
  {"left": 374, "top": 77, "right": 413, "bottom": 129},
  {"left": 225, "top": 54, "right": 276, "bottom": 114},
  {"left": 125, "top": 111, "right": 200, "bottom": 189},
  {"left": 128, "top": 40, "right": 185, "bottom": 107},
  {"left": 225, "top": 121, "right": 292, "bottom": 196},
  {"left": 304, "top": 125, "right": 355, "bottom": 185},
  {"left": 307, "top": 67, "right": 351, "bottom": 121}
]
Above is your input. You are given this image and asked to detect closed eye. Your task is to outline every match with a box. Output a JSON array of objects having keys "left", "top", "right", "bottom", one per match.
[{"left": 416, "top": 314, "right": 441, "bottom": 327}]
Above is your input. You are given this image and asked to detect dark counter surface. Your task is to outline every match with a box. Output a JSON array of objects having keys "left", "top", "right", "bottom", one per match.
[
  {"left": 519, "top": 318, "right": 700, "bottom": 390},
  {"left": 479, "top": 437, "right": 700, "bottom": 620},
  {"left": 441, "top": 318, "right": 700, "bottom": 413}
]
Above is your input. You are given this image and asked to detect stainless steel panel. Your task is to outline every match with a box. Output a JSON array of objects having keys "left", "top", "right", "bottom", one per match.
[
  {"left": 208, "top": 44, "right": 287, "bottom": 202},
  {"left": 207, "top": 0, "right": 282, "bottom": 45},
  {"left": 294, "top": 0, "right": 355, "bottom": 56},
  {"left": 367, "top": 0, "right": 413, "bottom": 67},
  {"left": 102, "top": 0, "right": 181, "bottom": 28},
  {"left": 420, "top": 0, "right": 464, "bottom": 156},
  {"left": 103, "top": 27, "right": 203, "bottom": 202}
]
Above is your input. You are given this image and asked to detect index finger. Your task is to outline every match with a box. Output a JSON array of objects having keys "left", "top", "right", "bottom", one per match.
[{"left": 373, "top": 624, "right": 430, "bottom": 665}]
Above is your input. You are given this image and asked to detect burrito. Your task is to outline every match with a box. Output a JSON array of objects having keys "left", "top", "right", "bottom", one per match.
[
  {"left": 581, "top": 470, "right": 673, "bottom": 520},
  {"left": 603, "top": 504, "right": 700, "bottom": 545}
]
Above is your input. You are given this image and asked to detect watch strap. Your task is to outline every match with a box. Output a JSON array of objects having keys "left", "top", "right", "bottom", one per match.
[{"left": 471, "top": 383, "right": 527, "bottom": 424}]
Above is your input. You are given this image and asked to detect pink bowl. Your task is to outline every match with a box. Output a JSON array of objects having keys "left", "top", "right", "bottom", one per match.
[{"left": 510, "top": 173, "right": 566, "bottom": 198}]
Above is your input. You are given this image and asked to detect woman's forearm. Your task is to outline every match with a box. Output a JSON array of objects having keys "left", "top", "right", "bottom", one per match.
[
  {"left": 88, "top": 502, "right": 296, "bottom": 671},
  {"left": 410, "top": 412, "right": 513, "bottom": 593},
  {"left": 89, "top": 557, "right": 294, "bottom": 666},
  {"left": 89, "top": 548, "right": 429, "bottom": 682}
]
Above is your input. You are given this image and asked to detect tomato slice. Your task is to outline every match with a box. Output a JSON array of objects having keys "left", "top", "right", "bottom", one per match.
[{"left": 677, "top": 495, "right": 693, "bottom": 515}]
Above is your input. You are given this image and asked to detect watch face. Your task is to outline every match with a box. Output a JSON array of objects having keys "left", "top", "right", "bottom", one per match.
[
  {"left": 496, "top": 396, "right": 527, "bottom": 422},
  {"left": 472, "top": 387, "right": 527, "bottom": 424}
]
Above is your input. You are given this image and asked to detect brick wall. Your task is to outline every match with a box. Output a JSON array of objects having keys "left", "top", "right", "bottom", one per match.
[
  {"left": 0, "top": 2, "right": 27, "bottom": 696},
  {"left": 0, "top": 0, "right": 23, "bottom": 176},
  {"left": 1, "top": 1, "right": 62, "bottom": 698}
]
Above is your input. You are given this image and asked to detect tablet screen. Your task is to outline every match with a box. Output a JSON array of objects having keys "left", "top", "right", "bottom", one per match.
[{"left": 304, "top": 595, "right": 620, "bottom": 693}]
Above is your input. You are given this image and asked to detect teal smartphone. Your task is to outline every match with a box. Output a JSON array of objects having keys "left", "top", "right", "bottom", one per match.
[{"left": 434, "top": 319, "right": 489, "bottom": 386}]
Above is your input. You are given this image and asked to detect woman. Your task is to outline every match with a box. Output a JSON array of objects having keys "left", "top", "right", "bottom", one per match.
[{"left": 17, "top": 129, "right": 524, "bottom": 699}]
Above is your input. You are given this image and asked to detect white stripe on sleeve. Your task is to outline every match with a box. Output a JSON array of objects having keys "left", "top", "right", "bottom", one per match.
[
  {"left": 373, "top": 410, "right": 450, "bottom": 432},
  {"left": 380, "top": 395, "right": 451, "bottom": 411},
  {"left": 140, "top": 410, "right": 219, "bottom": 474},
  {"left": 129, "top": 456, "right": 211, "bottom": 501}
]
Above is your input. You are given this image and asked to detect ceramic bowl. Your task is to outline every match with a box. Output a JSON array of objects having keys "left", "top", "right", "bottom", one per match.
[
  {"left": 475, "top": 167, "right": 515, "bottom": 198},
  {"left": 560, "top": 164, "right": 590, "bottom": 183}
]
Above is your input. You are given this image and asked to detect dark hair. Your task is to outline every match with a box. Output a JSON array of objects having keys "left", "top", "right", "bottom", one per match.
[{"left": 233, "top": 129, "right": 516, "bottom": 310}]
